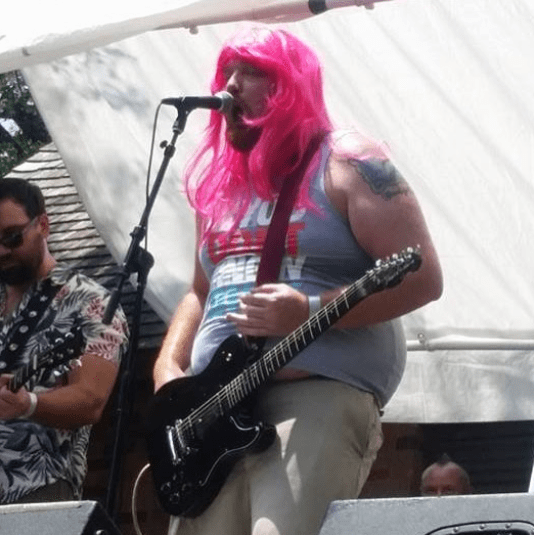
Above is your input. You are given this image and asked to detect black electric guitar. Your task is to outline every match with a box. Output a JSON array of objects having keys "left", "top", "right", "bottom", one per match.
[
  {"left": 145, "top": 248, "right": 421, "bottom": 517},
  {"left": 7, "top": 325, "right": 85, "bottom": 393}
]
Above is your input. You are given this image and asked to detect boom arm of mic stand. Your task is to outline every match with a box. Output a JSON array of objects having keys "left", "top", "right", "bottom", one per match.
[
  {"left": 103, "top": 108, "right": 187, "bottom": 519},
  {"left": 102, "top": 227, "right": 154, "bottom": 325},
  {"left": 102, "top": 108, "right": 187, "bottom": 325}
]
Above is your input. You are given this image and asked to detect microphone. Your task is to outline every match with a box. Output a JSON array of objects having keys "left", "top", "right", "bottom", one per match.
[{"left": 161, "top": 91, "right": 233, "bottom": 114}]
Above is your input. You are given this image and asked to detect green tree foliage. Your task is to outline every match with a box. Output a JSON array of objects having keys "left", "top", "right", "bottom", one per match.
[{"left": 0, "top": 71, "right": 51, "bottom": 177}]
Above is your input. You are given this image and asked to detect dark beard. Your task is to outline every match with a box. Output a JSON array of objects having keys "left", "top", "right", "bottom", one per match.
[
  {"left": 226, "top": 125, "right": 262, "bottom": 152},
  {"left": 0, "top": 265, "right": 37, "bottom": 286}
]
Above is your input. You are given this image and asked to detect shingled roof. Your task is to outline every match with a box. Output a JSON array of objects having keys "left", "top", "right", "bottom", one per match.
[{"left": 4, "top": 142, "right": 166, "bottom": 349}]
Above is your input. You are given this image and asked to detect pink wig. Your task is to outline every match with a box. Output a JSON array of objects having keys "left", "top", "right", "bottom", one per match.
[{"left": 184, "top": 26, "right": 334, "bottom": 239}]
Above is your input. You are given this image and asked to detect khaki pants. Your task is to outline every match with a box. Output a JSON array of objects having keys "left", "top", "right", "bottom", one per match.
[{"left": 170, "top": 378, "right": 383, "bottom": 535}]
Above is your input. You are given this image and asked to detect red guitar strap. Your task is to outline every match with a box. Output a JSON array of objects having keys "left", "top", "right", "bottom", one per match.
[
  {"left": 255, "top": 134, "right": 325, "bottom": 287},
  {"left": 249, "top": 133, "right": 325, "bottom": 350}
]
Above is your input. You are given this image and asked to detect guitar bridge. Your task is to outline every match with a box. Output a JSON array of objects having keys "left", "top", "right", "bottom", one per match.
[
  {"left": 166, "top": 420, "right": 192, "bottom": 465},
  {"left": 165, "top": 425, "right": 179, "bottom": 465}
]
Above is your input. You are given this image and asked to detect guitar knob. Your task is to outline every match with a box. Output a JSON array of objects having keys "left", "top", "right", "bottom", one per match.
[
  {"left": 161, "top": 482, "right": 172, "bottom": 494},
  {"left": 169, "top": 493, "right": 181, "bottom": 504}
]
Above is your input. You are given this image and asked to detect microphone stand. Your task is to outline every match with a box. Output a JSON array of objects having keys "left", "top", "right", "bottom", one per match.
[{"left": 102, "top": 106, "right": 191, "bottom": 520}]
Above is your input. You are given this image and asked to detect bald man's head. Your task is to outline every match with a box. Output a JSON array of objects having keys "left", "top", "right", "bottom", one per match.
[{"left": 421, "top": 457, "right": 472, "bottom": 496}]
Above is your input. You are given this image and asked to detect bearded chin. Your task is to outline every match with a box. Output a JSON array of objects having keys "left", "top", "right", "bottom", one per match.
[
  {"left": 226, "top": 126, "right": 262, "bottom": 153},
  {"left": 0, "top": 265, "right": 37, "bottom": 286}
]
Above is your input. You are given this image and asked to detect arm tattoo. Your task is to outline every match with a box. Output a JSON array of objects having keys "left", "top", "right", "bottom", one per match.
[{"left": 350, "top": 158, "right": 410, "bottom": 200}]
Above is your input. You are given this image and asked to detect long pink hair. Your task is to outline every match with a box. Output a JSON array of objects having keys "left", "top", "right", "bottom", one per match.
[{"left": 184, "top": 26, "right": 334, "bottom": 239}]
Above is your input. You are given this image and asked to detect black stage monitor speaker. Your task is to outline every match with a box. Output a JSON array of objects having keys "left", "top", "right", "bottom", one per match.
[
  {"left": 0, "top": 500, "right": 121, "bottom": 535},
  {"left": 319, "top": 493, "right": 534, "bottom": 535}
]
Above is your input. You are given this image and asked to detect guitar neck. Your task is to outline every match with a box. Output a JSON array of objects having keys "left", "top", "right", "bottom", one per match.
[{"left": 9, "top": 366, "right": 28, "bottom": 393}]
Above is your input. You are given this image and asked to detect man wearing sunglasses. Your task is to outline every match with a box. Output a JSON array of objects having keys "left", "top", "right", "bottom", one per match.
[{"left": 0, "top": 178, "right": 129, "bottom": 504}]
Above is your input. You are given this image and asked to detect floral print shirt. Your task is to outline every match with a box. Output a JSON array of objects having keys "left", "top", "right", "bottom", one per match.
[{"left": 0, "top": 266, "right": 128, "bottom": 503}]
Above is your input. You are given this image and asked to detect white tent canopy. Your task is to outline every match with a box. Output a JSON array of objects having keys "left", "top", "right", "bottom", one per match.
[
  {"left": 1, "top": 0, "right": 533, "bottom": 423},
  {"left": 0, "top": 0, "right": 381, "bottom": 73}
]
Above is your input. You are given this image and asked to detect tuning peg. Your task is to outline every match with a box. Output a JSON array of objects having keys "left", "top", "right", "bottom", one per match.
[{"left": 69, "top": 359, "right": 82, "bottom": 369}]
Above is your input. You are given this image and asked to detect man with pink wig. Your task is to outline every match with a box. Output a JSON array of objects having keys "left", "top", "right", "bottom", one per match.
[{"left": 153, "top": 25, "right": 443, "bottom": 535}]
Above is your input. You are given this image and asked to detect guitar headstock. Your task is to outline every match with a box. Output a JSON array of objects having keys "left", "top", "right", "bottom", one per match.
[
  {"left": 369, "top": 247, "right": 422, "bottom": 290},
  {"left": 44, "top": 324, "right": 85, "bottom": 376}
]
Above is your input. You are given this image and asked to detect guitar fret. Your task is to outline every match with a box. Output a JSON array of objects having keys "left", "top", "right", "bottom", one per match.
[
  {"left": 238, "top": 376, "right": 248, "bottom": 398},
  {"left": 247, "top": 372, "right": 256, "bottom": 391},
  {"left": 267, "top": 355, "right": 277, "bottom": 373},
  {"left": 255, "top": 368, "right": 263, "bottom": 386},
  {"left": 239, "top": 377, "right": 247, "bottom": 398},
  {"left": 216, "top": 395, "right": 225, "bottom": 417},
  {"left": 258, "top": 364, "right": 268, "bottom": 381},
  {"left": 258, "top": 367, "right": 265, "bottom": 384},
  {"left": 226, "top": 389, "right": 233, "bottom": 409},
  {"left": 228, "top": 383, "right": 238, "bottom": 406}
]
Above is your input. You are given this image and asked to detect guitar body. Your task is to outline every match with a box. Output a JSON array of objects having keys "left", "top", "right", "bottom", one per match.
[{"left": 145, "top": 334, "right": 276, "bottom": 517}]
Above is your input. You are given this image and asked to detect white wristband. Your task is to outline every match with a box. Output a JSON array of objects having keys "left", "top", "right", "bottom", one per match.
[
  {"left": 308, "top": 295, "right": 322, "bottom": 318},
  {"left": 21, "top": 392, "right": 38, "bottom": 419}
]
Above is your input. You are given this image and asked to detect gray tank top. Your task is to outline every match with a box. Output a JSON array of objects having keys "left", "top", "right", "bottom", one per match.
[{"left": 191, "top": 143, "right": 406, "bottom": 406}]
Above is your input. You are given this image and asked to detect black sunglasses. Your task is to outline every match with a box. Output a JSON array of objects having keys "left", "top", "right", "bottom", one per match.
[{"left": 0, "top": 217, "right": 38, "bottom": 249}]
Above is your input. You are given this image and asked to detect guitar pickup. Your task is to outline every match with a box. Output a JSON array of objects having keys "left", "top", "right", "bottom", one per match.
[
  {"left": 166, "top": 421, "right": 192, "bottom": 465},
  {"left": 165, "top": 425, "right": 180, "bottom": 465}
]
